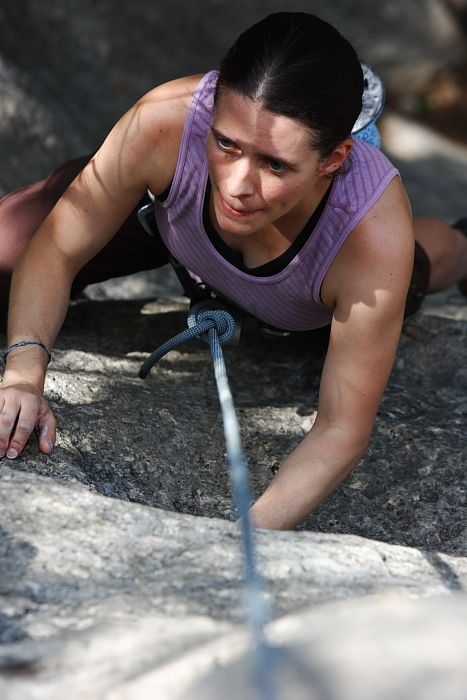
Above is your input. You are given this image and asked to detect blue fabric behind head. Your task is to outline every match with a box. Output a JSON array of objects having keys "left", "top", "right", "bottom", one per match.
[{"left": 354, "top": 122, "right": 381, "bottom": 149}]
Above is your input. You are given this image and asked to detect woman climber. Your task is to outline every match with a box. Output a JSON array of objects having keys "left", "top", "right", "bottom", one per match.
[{"left": 1, "top": 12, "right": 466, "bottom": 529}]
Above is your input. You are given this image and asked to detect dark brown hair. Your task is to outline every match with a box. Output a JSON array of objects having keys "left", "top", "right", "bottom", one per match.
[{"left": 217, "top": 12, "right": 363, "bottom": 157}]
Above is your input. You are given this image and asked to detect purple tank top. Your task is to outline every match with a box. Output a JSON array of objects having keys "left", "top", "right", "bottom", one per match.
[{"left": 153, "top": 71, "right": 399, "bottom": 331}]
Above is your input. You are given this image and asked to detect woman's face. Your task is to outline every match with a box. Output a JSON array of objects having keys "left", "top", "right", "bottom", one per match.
[{"left": 206, "top": 88, "right": 342, "bottom": 238}]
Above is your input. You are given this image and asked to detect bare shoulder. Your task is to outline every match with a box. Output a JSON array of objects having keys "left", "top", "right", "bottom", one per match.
[
  {"left": 131, "top": 74, "right": 205, "bottom": 193},
  {"left": 139, "top": 74, "right": 204, "bottom": 115},
  {"left": 88, "top": 74, "right": 205, "bottom": 198},
  {"left": 322, "top": 175, "right": 415, "bottom": 312}
]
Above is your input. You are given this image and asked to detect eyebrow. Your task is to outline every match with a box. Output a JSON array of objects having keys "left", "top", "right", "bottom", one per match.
[{"left": 210, "top": 126, "right": 298, "bottom": 170}]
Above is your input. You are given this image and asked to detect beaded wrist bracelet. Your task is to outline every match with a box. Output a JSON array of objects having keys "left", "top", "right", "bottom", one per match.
[{"left": 1, "top": 340, "right": 52, "bottom": 364}]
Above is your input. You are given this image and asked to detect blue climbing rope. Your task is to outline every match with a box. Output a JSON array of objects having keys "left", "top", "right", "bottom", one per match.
[{"left": 139, "top": 306, "right": 277, "bottom": 700}]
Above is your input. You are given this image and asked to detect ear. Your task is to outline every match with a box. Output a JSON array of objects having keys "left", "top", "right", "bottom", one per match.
[{"left": 317, "top": 138, "right": 353, "bottom": 177}]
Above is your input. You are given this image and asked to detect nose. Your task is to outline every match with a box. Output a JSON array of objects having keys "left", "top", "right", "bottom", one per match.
[{"left": 226, "top": 157, "right": 256, "bottom": 199}]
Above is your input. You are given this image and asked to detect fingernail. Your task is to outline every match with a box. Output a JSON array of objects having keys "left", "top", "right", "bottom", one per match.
[
  {"left": 46, "top": 441, "right": 54, "bottom": 451},
  {"left": 6, "top": 448, "right": 18, "bottom": 459}
]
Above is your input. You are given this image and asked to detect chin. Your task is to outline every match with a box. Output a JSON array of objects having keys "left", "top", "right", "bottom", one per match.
[
  {"left": 219, "top": 220, "right": 256, "bottom": 237},
  {"left": 218, "top": 210, "right": 261, "bottom": 234}
]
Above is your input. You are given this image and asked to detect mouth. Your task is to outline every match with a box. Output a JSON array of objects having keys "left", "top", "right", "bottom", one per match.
[{"left": 218, "top": 193, "right": 259, "bottom": 219}]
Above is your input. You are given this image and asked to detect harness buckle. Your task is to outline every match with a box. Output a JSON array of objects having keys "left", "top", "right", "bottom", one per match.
[
  {"left": 260, "top": 324, "right": 291, "bottom": 338},
  {"left": 137, "top": 201, "right": 157, "bottom": 237}
]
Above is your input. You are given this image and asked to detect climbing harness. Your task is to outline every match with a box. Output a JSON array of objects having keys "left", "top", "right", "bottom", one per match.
[
  {"left": 137, "top": 63, "right": 386, "bottom": 698},
  {"left": 139, "top": 304, "right": 277, "bottom": 700}
]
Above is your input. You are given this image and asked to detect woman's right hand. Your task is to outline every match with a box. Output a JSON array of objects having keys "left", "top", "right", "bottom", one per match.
[{"left": 0, "top": 382, "right": 56, "bottom": 459}]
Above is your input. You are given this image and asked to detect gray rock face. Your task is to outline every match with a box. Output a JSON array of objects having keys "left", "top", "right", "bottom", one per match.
[
  {"left": 1, "top": 467, "right": 466, "bottom": 699},
  {"left": 185, "top": 594, "right": 467, "bottom": 700},
  {"left": 3, "top": 298, "right": 465, "bottom": 555},
  {"left": 0, "top": 296, "right": 466, "bottom": 697}
]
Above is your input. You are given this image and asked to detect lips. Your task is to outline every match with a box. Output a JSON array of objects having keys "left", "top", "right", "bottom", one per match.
[{"left": 219, "top": 193, "right": 259, "bottom": 218}]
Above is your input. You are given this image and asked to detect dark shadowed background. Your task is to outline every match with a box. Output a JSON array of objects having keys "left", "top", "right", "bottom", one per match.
[{"left": 1, "top": 0, "right": 466, "bottom": 192}]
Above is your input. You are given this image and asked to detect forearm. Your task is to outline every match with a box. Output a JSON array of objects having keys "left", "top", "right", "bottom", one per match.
[
  {"left": 249, "top": 422, "right": 368, "bottom": 530},
  {"left": 4, "top": 234, "right": 73, "bottom": 390},
  {"left": 0, "top": 226, "right": 77, "bottom": 459}
]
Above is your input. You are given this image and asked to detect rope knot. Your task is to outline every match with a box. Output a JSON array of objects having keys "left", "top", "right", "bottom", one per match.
[
  {"left": 188, "top": 307, "right": 237, "bottom": 345},
  {"left": 138, "top": 301, "right": 240, "bottom": 379}
]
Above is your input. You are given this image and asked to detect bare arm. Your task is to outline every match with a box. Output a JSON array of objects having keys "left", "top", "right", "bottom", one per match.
[
  {"left": 250, "top": 177, "right": 414, "bottom": 530},
  {"left": 0, "top": 77, "right": 197, "bottom": 458}
]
